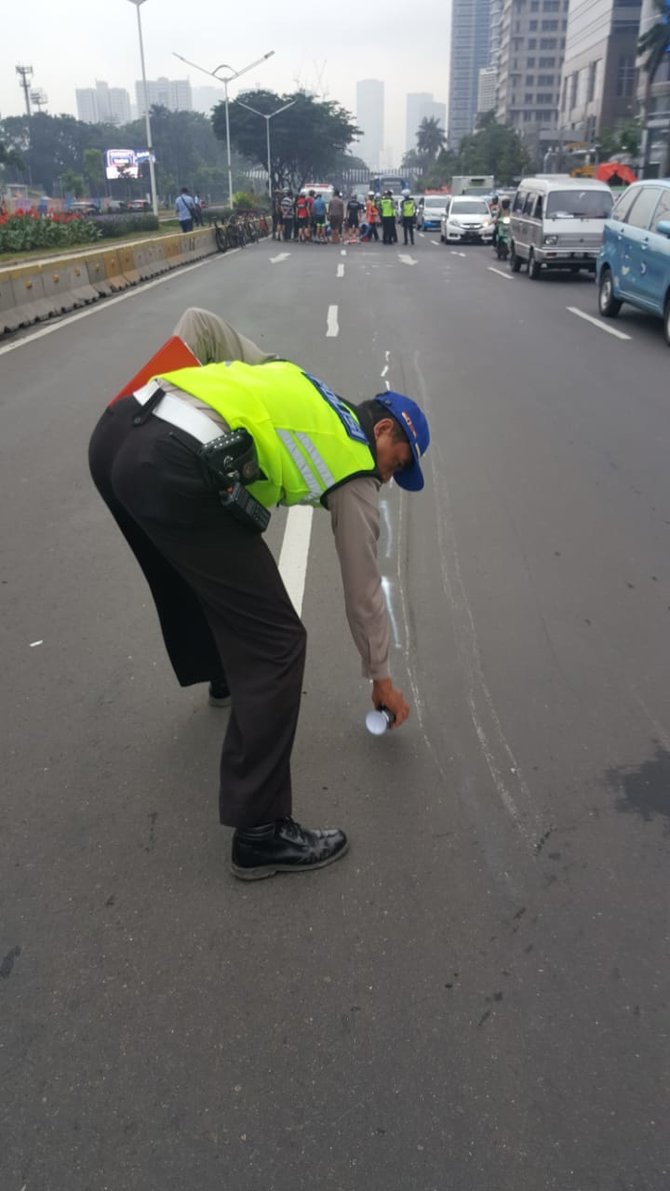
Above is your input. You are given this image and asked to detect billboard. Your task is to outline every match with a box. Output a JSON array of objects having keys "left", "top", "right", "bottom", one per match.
[{"left": 105, "top": 149, "right": 139, "bottom": 180}]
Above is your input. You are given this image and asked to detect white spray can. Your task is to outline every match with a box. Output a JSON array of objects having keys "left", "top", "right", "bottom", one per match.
[{"left": 365, "top": 707, "right": 396, "bottom": 735}]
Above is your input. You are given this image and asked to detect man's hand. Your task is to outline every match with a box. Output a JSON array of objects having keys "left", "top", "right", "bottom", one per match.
[{"left": 371, "top": 677, "right": 410, "bottom": 729}]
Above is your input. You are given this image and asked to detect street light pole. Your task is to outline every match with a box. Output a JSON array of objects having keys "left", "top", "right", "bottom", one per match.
[
  {"left": 173, "top": 50, "right": 274, "bottom": 207},
  {"left": 128, "top": 0, "right": 158, "bottom": 217},
  {"left": 235, "top": 99, "right": 296, "bottom": 195}
]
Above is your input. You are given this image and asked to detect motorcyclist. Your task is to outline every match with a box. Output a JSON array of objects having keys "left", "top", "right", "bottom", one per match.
[
  {"left": 494, "top": 197, "right": 511, "bottom": 255},
  {"left": 490, "top": 194, "right": 501, "bottom": 246}
]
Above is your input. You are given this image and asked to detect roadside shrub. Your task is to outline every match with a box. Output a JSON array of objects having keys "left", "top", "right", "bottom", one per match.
[
  {"left": 90, "top": 213, "right": 159, "bottom": 239},
  {"left": 0, "top": 210, "right": 101, "bottom": 254}
]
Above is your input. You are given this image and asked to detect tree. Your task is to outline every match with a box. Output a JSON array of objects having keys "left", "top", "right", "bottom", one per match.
[
  {"left": 457, "top": 113, "right": 531, "bottom": 184},
  {"left": 416, "top": 117, "right": 447, "bottom": 160},
  {"left": 598, "top": 120, "right": 641, "bottom": 161},
  {"left": 638, "top": 0, "right": 670, "bottom": 174},
  {"left": 0, "top": 138, "right": 25, "bottom": 175},
  {"left": 84, "top": 148, "right": 105, "bottom": 198},
  {"left": 216, "top": 89, "right": 360, "bottom": 191},
  {"left": 61, "top": 169, "right": 85, "bottom": 198}
]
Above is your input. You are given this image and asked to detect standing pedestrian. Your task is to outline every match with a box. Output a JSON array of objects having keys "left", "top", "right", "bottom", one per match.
[
  {"left": 193, "top": 193, "right": 205, "bottom": 227},
  {"left": 401, "top": 189, "right": 416, "bottom": 246},
  {"left": 366, "top": 193, "right": 380, "bottom": 241},
  {"left": 312, "top": 193, "right": 327, "bottom": 242},
  {"left": 380, "top": 190, "right": 396, "bottom": 245},
  {"left": 281, "top": 191, "right": 294, "bottom": 241},
  {"left": 345, "top": 193, "right": 362, "bottom": 242},
  {"left": 88, "top": 307, "right": 430, "bottom": 880},
  {"left": 175, "top": 187, "right": 196, "bottom": 232},
  {"left": 295, "top": 191, "right": 310, "bottom": 241},
  {"left": 271, "top": 190, "right": 283, "bottom": 240},
  {"left": 328, "top": 190, "right": 345, "bottom": 243}
]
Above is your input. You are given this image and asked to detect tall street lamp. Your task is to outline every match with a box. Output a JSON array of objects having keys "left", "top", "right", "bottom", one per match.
[
  {"left": 173, "top": 50, "right": 274, "bottom": 207},
  {"left": 235, "top": 99, "right": 296, "bottom": 195},
  {"left": 128, "top": 0, "right": 159, "bottom": 217}
]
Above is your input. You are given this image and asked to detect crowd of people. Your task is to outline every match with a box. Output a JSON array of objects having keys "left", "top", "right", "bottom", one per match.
[{"left": 271, "top": 188, "right": 418, "bottom": 247}]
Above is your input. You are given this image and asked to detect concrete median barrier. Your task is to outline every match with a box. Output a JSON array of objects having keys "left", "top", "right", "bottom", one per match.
[{"left": 0, "top": 223, "right": 254, "bottom": 336}]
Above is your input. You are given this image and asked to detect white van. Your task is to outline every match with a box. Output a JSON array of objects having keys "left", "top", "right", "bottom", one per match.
[{"left": 509, "top": 176, "right": 613, "bottom": 278}]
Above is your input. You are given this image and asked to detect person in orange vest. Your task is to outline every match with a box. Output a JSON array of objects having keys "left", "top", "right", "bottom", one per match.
[{"left": 366, "top": 193, "right": 380, "bottom": 242}]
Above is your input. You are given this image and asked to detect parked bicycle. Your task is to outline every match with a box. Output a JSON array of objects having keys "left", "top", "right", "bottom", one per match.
[{"left": 211, "top": 212, "right": 268, "bottom": 253}]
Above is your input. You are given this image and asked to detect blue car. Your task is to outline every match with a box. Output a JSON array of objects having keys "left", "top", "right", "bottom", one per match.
[{"left": 596, "top": 179, "right": 670, "bottom": 344}]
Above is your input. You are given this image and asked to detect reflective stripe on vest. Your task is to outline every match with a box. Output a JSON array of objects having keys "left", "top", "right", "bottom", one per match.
[{"left": 276, "top": 430, "right": 336, "bottom": 504}]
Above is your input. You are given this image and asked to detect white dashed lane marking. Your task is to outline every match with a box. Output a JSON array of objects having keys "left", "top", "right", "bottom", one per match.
[
  {"left": 326, "top": 305, "right": 339, "bottom": 337},
  {"left": 337, "top": 263, "right": 344, "bottom": 278},
  {"left": 567, "top": 306, "right": 632, "bottom": 340}
]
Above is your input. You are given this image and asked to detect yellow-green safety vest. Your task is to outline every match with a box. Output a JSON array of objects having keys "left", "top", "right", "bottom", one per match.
[
  {"left": 380, "top": 197, "right": 395, "bottom": 217},
  {"left": 402, "top": 198, "right": 415, "bottom": 218},
  {"left": 159, "top": 360, "right": 377, "bottom": 509}
]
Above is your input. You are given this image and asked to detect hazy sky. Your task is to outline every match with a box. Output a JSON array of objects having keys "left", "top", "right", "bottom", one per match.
[{"left": 1, "top": 0, "right": 451, "bottom": 164}]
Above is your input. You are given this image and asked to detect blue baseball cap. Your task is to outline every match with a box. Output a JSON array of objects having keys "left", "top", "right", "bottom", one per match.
[{"left": 375, "top": 391, "right": 430, "bottom": 491}]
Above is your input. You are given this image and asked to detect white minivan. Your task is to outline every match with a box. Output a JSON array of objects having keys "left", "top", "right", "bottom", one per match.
[{"left": 509, "top": 176, "right": 613, "bottom": 279}]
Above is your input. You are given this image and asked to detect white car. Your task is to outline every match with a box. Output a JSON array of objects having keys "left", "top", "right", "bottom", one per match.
[{"left": 441, "top": 197, "right": 495, "bottom": 244}]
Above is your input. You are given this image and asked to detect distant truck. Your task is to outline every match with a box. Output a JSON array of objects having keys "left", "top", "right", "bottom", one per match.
[{"left": 450, "top": 175, "right": 495, "bottom": 196}]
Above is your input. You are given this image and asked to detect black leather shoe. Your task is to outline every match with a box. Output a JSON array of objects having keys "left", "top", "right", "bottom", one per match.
[
  {"left": 231, "top": 816, "right": 348, "bottom": 881},
  {"left": 208, "top": 681, "right": 231, "bottom": 708}
]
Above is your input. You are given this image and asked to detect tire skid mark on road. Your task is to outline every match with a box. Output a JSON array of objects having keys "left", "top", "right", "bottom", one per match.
[{"left": 412, "top": 353, "right": 541, "bottom": 847}]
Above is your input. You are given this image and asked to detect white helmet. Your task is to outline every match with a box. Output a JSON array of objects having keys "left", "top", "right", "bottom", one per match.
[{"left": 402, "top": 188, "right": 411, "bottom": 197}]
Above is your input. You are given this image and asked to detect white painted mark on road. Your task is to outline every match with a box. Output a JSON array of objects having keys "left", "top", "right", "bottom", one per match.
[
  {"left": 270, "top": 252, "right": 291, "bottom": 264},
  {"left": 567, "top": 306, "right": 631, "bottom": 340},
  {"left": 381, "top": 577, "right": 401, "bottom": 648},
  {"left": 451, "top": 251, "right": 467, "bottom": 258},
  {"left": 278, "top": 507, "right": 313, "bottom": 616},
  {"left": 430, "top": 239, "right": 440, "bottom": 246},
  {"left": 326, "top": 305, "right": 339, "bottom": 337},
  {"left": 337, "top": 263, "right": 344, "bottom": 278},
  {"left": 340, "top": 249, "right": 347, "bottom": 256},
  {"left": 381, "top": 348, "right": 391, "bottom": 390},
  {"left": 0, "top": 250, "right": 242, "bottom": 358},
  {"left": 397, "top": 254, "right": 417, "bottom": 266},
  {"left": 488, "top": 266, "right": 514, "bottom": 281},
  {"left": 29, "top": 640, "right": 43, "bottom": 647}
]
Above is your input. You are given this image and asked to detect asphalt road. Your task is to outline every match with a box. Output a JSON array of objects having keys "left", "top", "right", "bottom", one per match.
[{"left": 1, "top": 231, "right": 669, "bottom": 1191}]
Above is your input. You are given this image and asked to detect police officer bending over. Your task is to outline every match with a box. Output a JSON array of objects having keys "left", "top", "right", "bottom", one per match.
[{"left": 89, "top": 308, "right": 430, "bottom": 880}]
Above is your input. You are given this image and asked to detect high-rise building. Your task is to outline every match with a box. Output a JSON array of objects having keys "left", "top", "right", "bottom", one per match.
[
  {"left": 477, "top": 67, "right": 498, "bottom": 116},
  {"left": 356, "top": 79, "right": 384, "bottom": 170},
  {"left": 448, "top": 0, "right": 493, "bottom": 148},
  {"left": 638, "top": 0, "right": 670, "bottom": 173},
  {"left": 136, "top": 77, "right": 193, "bottom": 116},
  {"left": 560, "top": 0, "right": 642, "bottom": 145},
  {"left": 496, "top": 0, "right": 570, "bottom": 156},
  {"left": 75, "top": 80, "right": 131, "bottom": 125},
  {"left": 406, "top": 93, "right": 447, "bottom": 151},
  {"left": 76, "top": 88, "right": 98, "bottom": 124}
]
